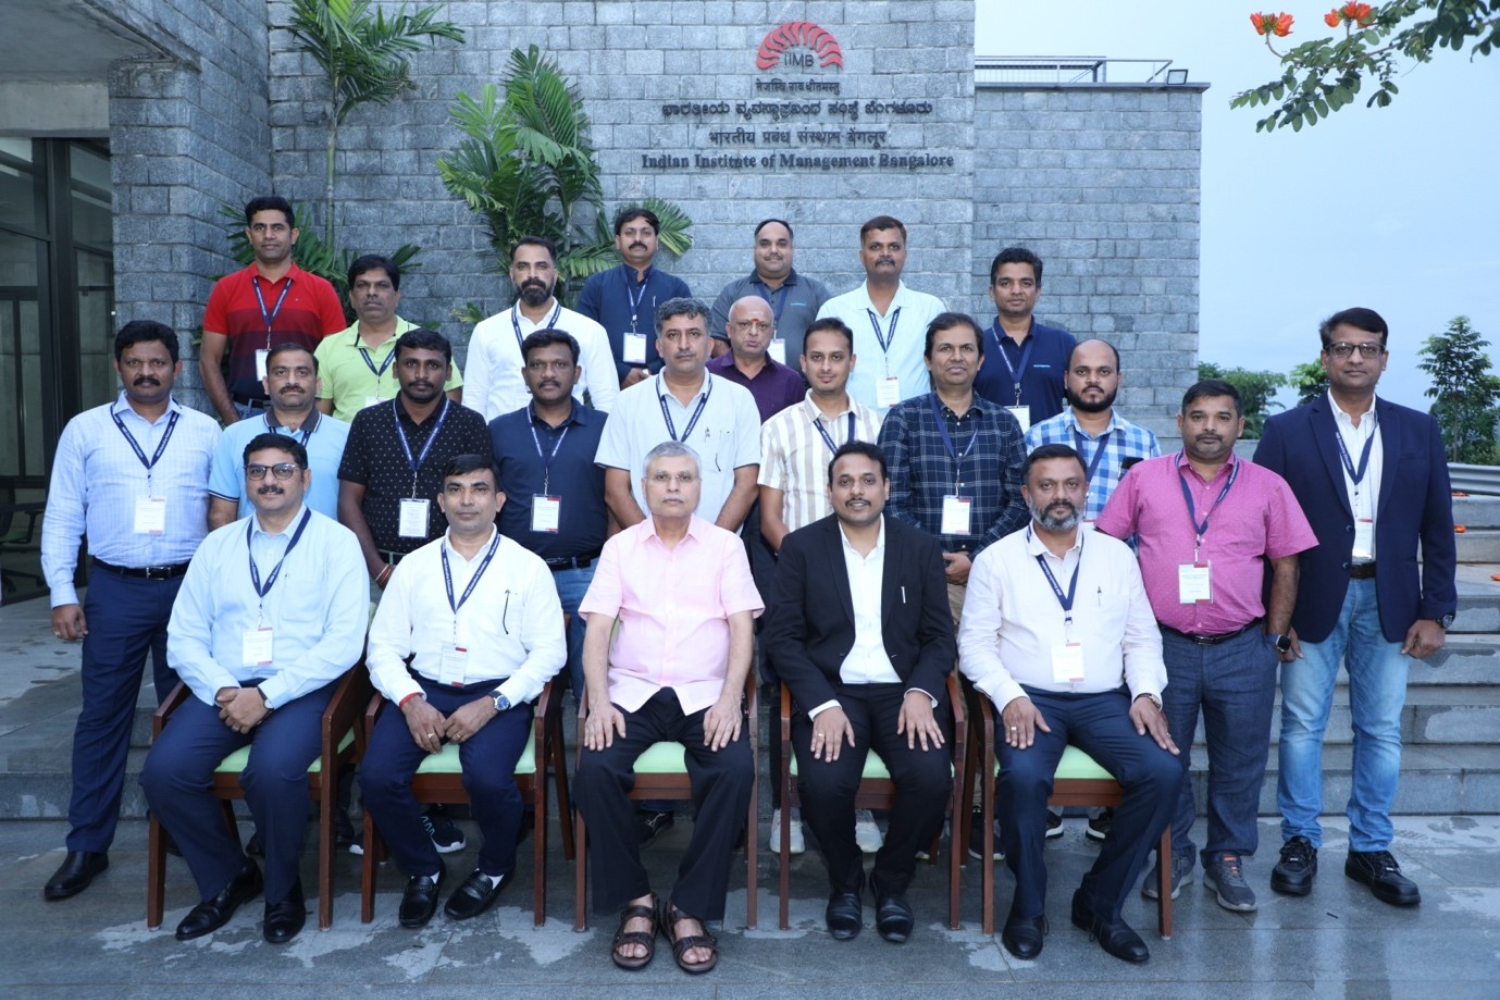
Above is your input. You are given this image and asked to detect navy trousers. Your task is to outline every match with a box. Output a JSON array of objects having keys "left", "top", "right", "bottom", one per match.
[
  {"left": 359, "top": 675, "right": 534, "bottom": 879},
  {"left": 68, "top": 566, "right": 182, "bottom": 853},
  {"left": 140, "top": 680, "right": 336, "bottom": 905},
  {"left": 997, "top": 687, "right": 1182, "bottom": 923}
]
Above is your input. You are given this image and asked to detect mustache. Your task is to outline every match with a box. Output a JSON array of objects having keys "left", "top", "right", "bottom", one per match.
[
  {"left": 629, "top": 241, "right": 647, "bottom": 250},
  {"left": 257, "top": 485, "right": 283, "bottom": 495},
  {"left": 133, "top": 376, "right": 160, "bottom": 387}
]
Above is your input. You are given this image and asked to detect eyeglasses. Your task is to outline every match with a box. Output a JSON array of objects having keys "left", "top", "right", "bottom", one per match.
[
  {"left": 1327, "top": 342, "right": 1384, "bottom": 359},
  {"left": 245, "top": 463, "right": 299, "bottom": 481}
]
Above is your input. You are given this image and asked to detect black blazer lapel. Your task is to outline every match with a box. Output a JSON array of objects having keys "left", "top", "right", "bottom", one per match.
[
  {"left": 879, "top": 518, "right": 900, "bottom": 626},
  {"left": 1310, "top": 397, "right": 1354, "bottom": 520},
  {"left": 823, "top": 518, "right": 856, "bottom": 629},
  {"left": 1375, "top": 398, "right": 1401, "bottom": 515}
]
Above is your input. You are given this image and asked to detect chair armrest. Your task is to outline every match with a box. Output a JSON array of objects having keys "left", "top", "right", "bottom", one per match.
[
  {"left": 323, "top": 661, "right": 374, "bottom": 757},
  {"left": 959, "top": 673, "right": 994, "bottom": 756},
  {"left": 744, "top": 671, "right": 758, "bottom": 754},
  {"left": 779, "top": 683, "right": 792, "bottom": 745},
  {"left": 947, "top": 672, "right": 966, "bottom": 730},
  {"left": 362, "top": 691, "right": 385, "bottom": 742},
  {"left": 152, "top": 682, "right": 191, "bottom": 739}
]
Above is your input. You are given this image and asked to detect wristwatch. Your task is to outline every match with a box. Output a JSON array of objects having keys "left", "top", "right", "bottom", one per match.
[
  {"left": 1434, "top": 613, "right": 1455, "bottom": 629},
  {"left": 1271, "top": 633, "right": 1293, "bottom": 654},
  {"left": 491, "top": 690, "right": 511, "bottom": 713}
]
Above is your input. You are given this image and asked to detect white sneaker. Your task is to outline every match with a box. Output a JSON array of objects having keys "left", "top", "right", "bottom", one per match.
[
  {"left": 855, "top": 809, "right": 884, "bottom": 853},
  {"left": 769, "top": 807, "right": 806, "bottom": 854}
]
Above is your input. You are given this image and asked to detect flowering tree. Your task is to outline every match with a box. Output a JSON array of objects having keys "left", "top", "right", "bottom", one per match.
[{"left": 1233, "top": 1, "right": 1499, "bottom": 131}]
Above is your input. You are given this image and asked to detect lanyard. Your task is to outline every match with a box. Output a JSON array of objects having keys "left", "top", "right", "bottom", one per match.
[
  {"left": 928, "top": 392, "right": 979, "bottom": 491},
  {"left": 658, "top": 375, "right": 712, "bottom": 442},
  {"left": 758, "top": 282, "right": 791, "bottom": 323},
  {"left": 1032, "top": 527, "right": 1084, "bottom": 627},
  {"left": 1335, "top": 414, "right": 1378, "bottom": 487},
  {"left": 265, "top": 407, "right": 319, "bottom": 447},
  {"left": 866, "top": 307, "right": 901, "bottom": 356},
  {"left": 1072, "top": 428, "right": 1112, "bottom": 484},
  {"left": 814, "top": 412, "right": 857, "bottom": 454},
  {"left": 993, "top": 325, "right": 1034, "bottom": 405},
  {"left": 252, "top": 275, "right": 294, "bottom": 348},
  {"left": 442, "top": 531, "right": 501, "bottom": 620},
  {"left": 247, "top": 507, "right": 312, "bottom": 606},
  {"left": 512, "top": 301, "right": 563, "bottom": 353},
  {"left": 357, "top": 337, "right": 396, "bottom": 379},
  {"left": 1178, "top": 455, "right": 1240, "bottom": 559},
  {"left": 624, "top": 266, "right": 648, "bottom": 331},
  {"left": 393, "top": 398, "right": 450, "bottom": 494},
  {"left": 529, "top": 407, "right": 572, "bottom": 495},
  {"left": 112, "top": 408, "right": 179, "bottom": 479}
]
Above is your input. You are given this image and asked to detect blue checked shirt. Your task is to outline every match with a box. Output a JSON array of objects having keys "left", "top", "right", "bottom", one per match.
[
  {"left": 1025, "top": 409, "right": 1162, "bottom": 520},
  {"left": 878, "top": 392, "right": 1028, "bottom": 555}
]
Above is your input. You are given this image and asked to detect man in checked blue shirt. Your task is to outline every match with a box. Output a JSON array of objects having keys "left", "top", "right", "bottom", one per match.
[
  {"left": 41, "top": 320, "right": 220, "bottom": 902},
  {"left": 141, "top": 434, "right": 367, "bottom": 944}
]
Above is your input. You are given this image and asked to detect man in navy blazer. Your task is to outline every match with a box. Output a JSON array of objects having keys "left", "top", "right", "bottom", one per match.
[
  {"left": 764, "top": 440, "right": 956, "bottom": 944},
  {"left": 1254, "top": 306, "right": 1456, "bottom": 908}
]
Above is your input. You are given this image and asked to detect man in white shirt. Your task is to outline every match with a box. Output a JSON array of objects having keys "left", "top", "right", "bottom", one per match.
[
  {"left": 959, "top": 443, "right": 1181, "bottom": 964},
  {"left": 361, "top": 453, "right": 565, "bottom": 928},
  {"left": 815, "top": 215, "right": 946, "bottom": 412},
  {"left": 465, "top": 236, "right": 620, "bottom": 420}
]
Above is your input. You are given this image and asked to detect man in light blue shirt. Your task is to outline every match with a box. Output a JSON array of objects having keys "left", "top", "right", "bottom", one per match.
[
  {"left": 208, "top": 343, "right": 350, "bottom": 526},
  {"left": 141, "top": 434, "right": 366, "bottom": 945}
]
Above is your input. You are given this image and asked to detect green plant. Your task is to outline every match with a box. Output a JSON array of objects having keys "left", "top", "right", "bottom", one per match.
[
  {"left": 285, "top": 0, "right": 464, "bottom": 245},
  {"left": 1290, "top": 359, "right": 1331, "bottom": 405},
  {"left": 1419, "top": 315, "right": 1500, "bottom": 463},
  {"left": 1198, "top": 361, "right": 1287, "bottom": 438},
  {"left": 437, "top": 46, "right": 693, "bottom": 305}
]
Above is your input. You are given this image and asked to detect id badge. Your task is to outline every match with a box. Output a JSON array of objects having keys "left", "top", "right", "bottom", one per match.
[
  {"left": 624, "top": 331, "right": 648, "bottom": 364},
  {"left": 768, "top": 338, "right": 787, "bottom": 365},
  {"left": 255, "top": 348, "right": 270, "bottom": 381},
  {"left": 940, "top": 495, "right": 973, "bottom": 536},
  {"left": 1178, "top": 561, "right": 1212, "bottom": 604},
  {"left": 1005, "top": 405, "right": 1031, "bottom": 433},
  {"left": 134, "top": 495, "right": 167, "bottom": 534},
  {"left": 438, "top": 641, "right": 468, "bottom": 686},
  {"left": 398, "top": 498, "right": 431, "bottom": 538},
  {"left": 363, "top": 395, "right": 382, "bottom": 410},
  {"left": 1051, "top": 641, "right": 1085, "bottom": 684},
  {"left": 531, "top": 494, "right": 561, "bottom": 533},
  {"left": 1353, "top": 518, "right": 1375, "bottom": 561},
  {"left": 242, "top": 627, "right": 274, "bottom": 667},
  {"left": 875, "top": 376, "right": 902, "bottom": 408}
]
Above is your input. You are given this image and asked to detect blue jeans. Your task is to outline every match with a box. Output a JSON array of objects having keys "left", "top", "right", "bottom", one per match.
[
  {"left": 550, "top": 564, "right": 594, "bottom": 698},
  {"left": 1279, "top": 578, "right": 1409, "bottom": 852}
]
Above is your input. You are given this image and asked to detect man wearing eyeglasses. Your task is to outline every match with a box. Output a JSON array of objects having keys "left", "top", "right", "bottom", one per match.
[
  {"left": 1255, "top": 307, "right": 1457, "bottom": 908},
  {"left": 141, "top": 434, "right": 366, "bottom": 944}
]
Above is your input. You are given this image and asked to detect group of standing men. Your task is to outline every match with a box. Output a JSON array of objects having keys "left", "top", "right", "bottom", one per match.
[{"left": 39, "top": 195, "right": 1454, "bottom": 972}]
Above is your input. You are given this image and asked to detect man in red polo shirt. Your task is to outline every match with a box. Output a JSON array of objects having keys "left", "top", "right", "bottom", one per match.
[{"left": 201, "top": 196, "right": 347, "bottom": 424}]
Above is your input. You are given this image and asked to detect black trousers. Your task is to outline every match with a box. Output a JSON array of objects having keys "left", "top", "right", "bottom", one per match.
[{"left": 793, "top": 683, "right": 954, "bottom": 895}]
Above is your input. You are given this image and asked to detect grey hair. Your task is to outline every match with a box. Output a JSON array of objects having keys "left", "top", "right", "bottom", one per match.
[
  {"left": 642, "top": 440, "right": 702, "bottom": 479},
  {"left": 654, "top": 296, "right": 711, "bottom": 332}
]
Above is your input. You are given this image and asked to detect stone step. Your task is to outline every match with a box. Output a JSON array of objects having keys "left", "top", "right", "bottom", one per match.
[
  {"left": 1179, "top": 684, "right": 1500, "bottom": 748},
  {"left": 1453, "top": 496, "right": 1500, "bottom": 530},
  {"left": 1456, "top": 529, "right": 1500, "bottom": 563}
]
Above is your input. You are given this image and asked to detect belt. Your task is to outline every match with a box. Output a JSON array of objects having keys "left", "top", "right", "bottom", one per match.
[
  {"left": 232, "top": 394, "right": 270, "bottom": 409},
  {"left": 546, "top": 550, "right": 601, "bottom": 571},
  {"left": 1350, "top": 562, "right": 1377, "bottom": 580},
  {"left": 1160, "top": 618, "right": 1262, "bottom": 646},
  {"left": 93, "top": 557, "right": 190, "bottom": 580}
]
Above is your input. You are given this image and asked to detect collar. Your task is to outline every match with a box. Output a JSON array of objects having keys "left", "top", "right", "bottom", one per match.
[
  {"left": 1024, "top": 522, "right": 1083, "bottom": 559},
  {"left": 933, "top": 391, "right": 981, "bottom": 419},
  {"left": 1175, "top": 450, "right": 1238, "bottom": 482},
  {"left": 1064, "top": 408, "right": 1126, "bottom": 438},
  {"left": 750, "top": 268, "right": 799, "bottom": 290},
  {"left": 265, "top": 406, "right": 320, "bottom": 436},
  {"left": 709, "top": 352, "right": 782, "bottom": 380},
  {"left": 656, "top": 372, "right": 709, "bottom": 401},
  {"left": 643, "top": 513, "right": 702, "bottom": 544},
  {"left": 529, "top": 399, "right": 582, "bottom": 428},
  {"left": 621, "top": 262, "right": 656, "bottom": 285},
  {"left": 344, "top": 316, "right": 414, "bottom": 348},
  {"left": 443, "top": 525, "right": 500, "bottom": 562},
  {"left": 511, "top": 297, "right": 561, "bottom": 322},
  {"left": 992, "top": 315, "right": 1037, "bottom": 348},
  {"left": 394, "top": 394, "right": 448, "bottom": 427},
  {"left": 802, "top": 389, "right": 855, "bottom": 422},
  {"left": 248, "top": 260, "right": 304, "bottom": 286},
  {"left": 837, "top": 514, "right": 886, "bottom": 557},
  {"left": 111, "top": 392, "right": 183, "bottom": 423},
  {"left": 859, "top": 279, "right": 908, "bottom": 315},
  {"left": 1328, "top": 390, "right": 1379, "bottom": 426},
  {"left": 251, "top": 504, "right": 309, "bottom": 540}
]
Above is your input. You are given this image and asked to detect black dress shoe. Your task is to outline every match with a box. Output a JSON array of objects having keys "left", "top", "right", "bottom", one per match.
[
  {"left": 1271, "top": 836, "right": 1318, "bottom": 896},
  {"left": 825, "top": 887, "right": 863, "bottom": 941},
  {"left": 444, "top": 868, "right": 509, "bottom": 921},
  {"left": 1346, "top": 850, "right": 1420, "bottom": 906},
  {"left": 398, "top": 859, "right": 446, "bottom": 929},
  {"left": 263, "top": 881, "right": 306, "bottom": 944},
  {"left": 175, "top": 859, "right": 263, "bottom": 941},
  {"left": 1070, "top": 888, "right": 1149, "bottom": 963},
  {"left": 871, "top": 879, "right": 914, "bottom": 944},
  {"left": 1001, "top": 912, "right": 1047, "bottom": 959},
  {"left": 43, "top": 851, "right": 109, "bottom": 901}
]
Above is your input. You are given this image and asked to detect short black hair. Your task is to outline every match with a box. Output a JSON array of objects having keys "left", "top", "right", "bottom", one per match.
[
  {"left": 394, "top": 328, "right": 452, "bottom": 367},
  {"left": 614, "top": 207, "right": 660, "bottom": 236},
  {"left": 265, "top": 343, "right": 318, "bottom": 374},
  {"left": 510, "top": 235, "right": 557, "bottom": 263},
  {"left": 1319, "top": 306, "right": 1389, "bottom": 348},
  {"left": 243, "top": 432, "right": 308, "bottom": 469},
  {"left": 860, "top": 215, "right": 906, "bottom": 242},
  {"left": 923, "top": 312, "right": 984, "bottom": 360},
  {"left": 245, "top": 195, "right": 295, "bottom": 229},
  {"left": 114, "top": 320, "right": 179, "bottom": 364},
  {"left": 443, "top": 453, "right": 500, "bottom": 486},
  {"left": 828, "top": 440, "right": 889, "bottom": 484},
  {"left": 803, "top": 317, "right": 854, "bottom": 353},
  {"left": 654, "top": 296, "right": 710, "bottom": 333},
  {"left": 522, "top": 329, "right": 580, "bottom": 365},
  {"left": 1068, "top": 338, "right": 1121, "bottom": 370},
  {"left": 754, "top": 218, "right": 794, "bottom": 241},
  {"left": 1023, "top": 442, "right": 1085, "bottom": 483},
  {"left": 989, "top": 246, "right": 1043, "bottom": 286},
  {"left": 1182, "top": 378, "right": 1243, "bottom": 417},
  {"left": 348, "top": 254, "right": 400, "bottom": 291}
]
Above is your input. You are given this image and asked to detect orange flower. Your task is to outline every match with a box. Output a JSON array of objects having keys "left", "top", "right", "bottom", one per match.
[
  {"left": 1273, "top": 12, "right": 1295, "bottom": 36},
  {"left": 1325, "top": 9, "right": 1342, "bottom": 26},
  {"left": 1343, "top": 1, "right": 1374, "bottom": 23},
  {"left": 1250, "top": 12, "right": 1274, "bottom": 34}
]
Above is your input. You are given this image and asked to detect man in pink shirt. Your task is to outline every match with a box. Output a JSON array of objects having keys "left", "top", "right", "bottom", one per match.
[
  {"left": 574, "top": 440, "right": 763, "bottom": 975},
  {"left": 1097, "top": 379, "right": 1315, "bottom": 914}
]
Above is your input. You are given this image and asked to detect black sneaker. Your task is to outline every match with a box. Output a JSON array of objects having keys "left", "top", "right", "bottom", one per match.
[
  {"left": 1086, "top": 808, "right": 1113, "bottom": 842},
  {"left": 1045, "top": 810, "right": 1065, "bottom": 840},
  {"left": 244, "top": 830, "right": 263, "bottom": 857},
  {"left": 422, "top": 810, "right": 467, "bottom": 854},
  {"left": 1345, "top": 849, "right": 1420, "bottom": 906},
  {"left": 1270, "top": 836, "right": 1318, "bottom": 896},
  {"left": 967, "top": 809, "right": 1003, "bottom": 861},
  {"left": 636, "top": 809, "right": 674, "bottom": 846}
]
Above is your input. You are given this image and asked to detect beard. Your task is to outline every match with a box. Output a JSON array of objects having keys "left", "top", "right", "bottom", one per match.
[
  {"left": 1068, "top": 385, "right": 1118, "bottom": 413},
  {"left": 519, "top": 281, "right": 552, "bottom": 307},
  {"left": 1027, "top": 497, "right": 1081, "bottom": 533}
]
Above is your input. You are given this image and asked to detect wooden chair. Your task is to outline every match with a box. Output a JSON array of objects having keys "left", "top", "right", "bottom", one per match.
[
  {"left": 961, "top": 676, "right": 1174, "bottom": 938},
  {"left": 358, "top": 679, "right": 573, "bottom": 926},
  {"left": 146, "top": 665, "right": 372, "bottom": 931},
  {"left": 776, "top": 672, "right": 967, "bottom": 930},
  {"left": 572, "top": 673, "right": 758, "bottom": 930}
]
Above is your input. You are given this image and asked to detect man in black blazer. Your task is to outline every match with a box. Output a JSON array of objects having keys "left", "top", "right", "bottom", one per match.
[
  {"left": 1255, "top": 306, "right": 1457, "bottom": 907},
  {"left": 764, "top": 440, "right": 956, "bottom": 944}
]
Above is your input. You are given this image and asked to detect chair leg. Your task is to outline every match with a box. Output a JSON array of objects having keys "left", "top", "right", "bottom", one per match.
[
  {"left": 777, "top": 786, "right": 792, "bottom": 930},
  {"left": 551, "top": 718, "right": 575, "bottom": 861},
  {"left": 147, "top": 813, "right": 166, "bottom": 929},
  {"left": 532, "top": 776, "right": 547, "bottom": 927},
  {"left": 317, "top": 780, "right": 335, "bottom": 930},
  {"left": 1157, "top": 826, "right": 1173, "bottom": 940},
  {"left": 948, "top": 762, "right": 964, "bottom": 930},
  {"left": 360, "top": 813, "right": 378, "bottom": 924},
  {"left": 573, "top": 810, "right": 588, "bottom": 932},
  {"left": 981, "top": 760, "right": 995, "bottom": 937},
  {"left": 745, "top": 767, "right": 758, "bottom": 931}
]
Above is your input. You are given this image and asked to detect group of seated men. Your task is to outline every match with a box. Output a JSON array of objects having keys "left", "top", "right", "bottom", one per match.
[{"left": 38, "top": 195, "right": 1454, "bottom": 972}]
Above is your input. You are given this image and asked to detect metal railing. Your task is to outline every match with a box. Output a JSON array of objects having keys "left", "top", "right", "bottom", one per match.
[
  {"left": 1450, "top": 464, "right": 1500, "bottom": 495},
  {"left": 974, "top": 56, "right": 1178, "bottom": 86}
]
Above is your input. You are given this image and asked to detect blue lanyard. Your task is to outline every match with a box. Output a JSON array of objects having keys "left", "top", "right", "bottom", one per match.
[
  {"left": 247, "top": 507, "right": 312, "bottom": 602},
  {"left": 928, "top": 393, "right": 979, "bottom": 489},
  {"left": 658, "top": 375, "right": 712, "bottom": 442},
  {"left": 251, "top": 275, "right": 294, "bottom": 342},
  {"left": 265, "top": 408, "right": 318, "bottom": 448},
  {"left": 1031, "top": 527, "right": 1083, "bottom": 622},
  {"left": 529, "top": 406, "right": 572, "bottom": 494},
  {"left": 624, "top": 266, "right": 649, "bottom": 331},
  {"left": 442, "top": 531, "right": 501, "bottom": 618},
  {"left": 512, "top": 301, "right": 563, "bottom": 352},
  {"left": 1335, "top": 415, "right": 1378, "bottom": 487},
  {"left": 758, "top": 282, "right": 791, "bottom": 322},
  {"left": 866, "top": 307, "right": 901, "bottom": 355},
  {"left": 994, "top": 325, "right": 1034, "bottom": 405},
  {"left": 111, "top": 408, "right": 179, "bottom": 474},
  {"left": 392, "top": 398, "right": 450, "bottom": 483},
  {"left": 1178, "top": 455, "right": 1240, "bottom": 553},
  {"left": 357, "top": 337, "right": 395, "bottom": 379},
  {"left": 814, "top": 412, "right": 857, "bottom": 454},
  {"left": 1072, "top": 428, "right": 1113, "bottom": 484}
]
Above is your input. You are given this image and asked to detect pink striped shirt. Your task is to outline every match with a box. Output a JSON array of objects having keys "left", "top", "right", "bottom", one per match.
[{"left": 1095, "top": 453, "right": 1316, "bottom": 634}]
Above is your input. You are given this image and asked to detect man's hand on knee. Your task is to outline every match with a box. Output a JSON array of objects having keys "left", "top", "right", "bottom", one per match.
[
  {"left": 1000, "top": 696, "right": 1050, "bottom": 749},
  {"left": 402, "top": 696, "right": 447, "bottom": 754}
]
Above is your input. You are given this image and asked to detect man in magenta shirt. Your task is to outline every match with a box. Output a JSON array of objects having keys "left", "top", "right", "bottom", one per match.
[
  {"left": 573, "top": 440, "right": 763, "bottom": 975},
  {"left": 1096, "top": 379, "right": 1315, "bottom": 914}
]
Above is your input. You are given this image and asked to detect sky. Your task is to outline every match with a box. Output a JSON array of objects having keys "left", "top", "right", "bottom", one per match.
[{"left": 975, "top": 1, "right": 1500, "bottom": 411}]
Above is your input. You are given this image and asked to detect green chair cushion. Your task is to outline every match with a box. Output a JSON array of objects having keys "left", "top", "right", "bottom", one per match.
[
  {"left": 790, "top": 750, "right": 891, "bottom": 779},
  {"left": 634, "top": 742, "right": 689, "bottom": 774},
  {"left": 215, "top": 728, "right": 355, "bottom": 774},
  {"left": 412, "top": 728, "right": 538, "bottom": 776},
  {"left": 992, "top": 743, "right": 1115, "bottom": 781}
]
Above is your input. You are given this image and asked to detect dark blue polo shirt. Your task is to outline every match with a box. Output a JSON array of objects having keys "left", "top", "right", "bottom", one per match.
[
  {"left": 972, "top": 317, "right": 1076, "bottom": 425},
  {"left": 489, "top": 402, "right": 608, "bottom": 561},
  {"left": 575, "top": 263, "right": 693, "bottom": 379}
]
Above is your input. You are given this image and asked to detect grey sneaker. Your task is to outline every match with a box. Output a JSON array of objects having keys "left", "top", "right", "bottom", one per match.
[
  {"left": 1141, "top": 848, "right": 1193, "bottom": 900},
  {"left": 1203, "top": 852, "right": 1257, "bottom": 911}
]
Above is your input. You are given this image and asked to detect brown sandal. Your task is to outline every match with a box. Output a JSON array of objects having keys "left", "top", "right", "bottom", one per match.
[
  {"left": 658, "top": 897, "right": 719, "bottom": 975},
  {"left": 610, "top": 893, "right": 659, "bottom": 971}
]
